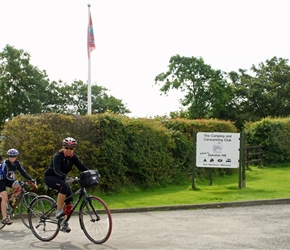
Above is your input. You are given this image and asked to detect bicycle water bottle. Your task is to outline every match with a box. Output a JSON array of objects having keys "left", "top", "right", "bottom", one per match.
[{"left": 65, "top": 203, "right": 72, "bottom": 216}]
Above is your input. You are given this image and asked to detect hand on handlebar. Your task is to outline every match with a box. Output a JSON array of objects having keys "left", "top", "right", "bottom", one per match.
[
  {"left": 26, "top": 179, "right": 37, "bottom": 190},
  {"left": 31, "top": 179, "right": 37, "bottom": 189},
  {"left": 65, "top": 176, "right": 80, "bottom": 185},
  {"left": 65, "top": 176, "right": 75, "bottom": 183}
]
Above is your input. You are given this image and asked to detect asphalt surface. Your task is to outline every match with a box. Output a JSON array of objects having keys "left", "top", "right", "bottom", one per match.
[{"left": 1, "top": 199, "right": 290, "bottom": 250}]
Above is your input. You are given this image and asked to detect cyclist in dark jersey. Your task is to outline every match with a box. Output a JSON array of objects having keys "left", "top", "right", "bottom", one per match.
[{"left": 44, "top": 137, "right": 89, "bottom": 231}]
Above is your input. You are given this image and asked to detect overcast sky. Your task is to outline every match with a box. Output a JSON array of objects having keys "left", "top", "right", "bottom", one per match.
[{"left": 1, "top": 0, "right": 290, "bottom": 117}]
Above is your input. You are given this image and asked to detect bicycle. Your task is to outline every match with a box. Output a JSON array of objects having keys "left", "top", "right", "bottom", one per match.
[
  {"left": 0, "top": 180, "right": 38, "bottom": 229},
  {"left": 28, "top": 170, "right": 112, "bottom": 244}
]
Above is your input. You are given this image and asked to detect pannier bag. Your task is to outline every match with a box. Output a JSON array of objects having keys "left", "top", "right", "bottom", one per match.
[{"left": 80, "top": 170, "right": 100, "bottom": 188}]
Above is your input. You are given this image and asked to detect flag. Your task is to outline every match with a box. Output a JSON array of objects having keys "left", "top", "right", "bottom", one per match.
[{"left": 87, "top": 9, "right": 95, "bottom": 59}]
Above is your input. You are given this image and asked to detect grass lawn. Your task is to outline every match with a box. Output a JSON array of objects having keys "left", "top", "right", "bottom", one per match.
[{"left": 98, "top": 165, "right": 290, "bottom": 209}]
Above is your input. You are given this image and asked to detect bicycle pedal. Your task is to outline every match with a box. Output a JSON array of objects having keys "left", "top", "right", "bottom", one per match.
[
  {"left": 60, "top": 225, "right": 71, "bottom": 233},
  {"left": 60, "top": 220, "right": 71, "bottom": 233}
]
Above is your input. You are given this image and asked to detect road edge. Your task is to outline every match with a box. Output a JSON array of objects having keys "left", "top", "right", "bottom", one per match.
[{"left": 109, "top": 198, "right": 290, "bottom": 213}]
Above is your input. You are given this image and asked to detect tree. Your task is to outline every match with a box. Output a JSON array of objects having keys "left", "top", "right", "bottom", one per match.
[
  {"left": 0, "top": 45, "right": 51, "bottom": 127},
  {"left": 41, "top": 80, "right": 71, "bottom": 113},
  {"left": 63, "top": 80, "right": 131, "bottom": 115},
  {"left": 156, "top": 55, "right": 290, "bottom": 130},
  {"left": 250, "top": 57, "right": 290, "bottom": 118},
  {"left": 228, "top": 57, "right": 290, "bottom": 128},
  {"left": 155, "top": 54, "right": 234, "bottom": 120}
]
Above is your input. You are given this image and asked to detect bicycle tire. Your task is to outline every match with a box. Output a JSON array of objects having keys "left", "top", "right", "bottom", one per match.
[
  {"left": 79, "top": 196, "right": 112, "bottom": 244},
  {"left": 28, "top": 195, "right": 59, "bottom": 241},
  {"left": 19, "top": 192, "right": 38, "bottom": 228}
]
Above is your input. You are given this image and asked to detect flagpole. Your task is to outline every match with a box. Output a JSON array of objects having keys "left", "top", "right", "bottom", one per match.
[
  {"left": 88, "top": 58, "right": 92, "bottom": 114},
  {"left": 87, "top": 4, "right": 92, "bottom": 115}
]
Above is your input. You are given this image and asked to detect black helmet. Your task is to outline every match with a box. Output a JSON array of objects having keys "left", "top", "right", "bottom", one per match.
[{"left": 62, "top": 137, "right": 77, "bottom": 147}]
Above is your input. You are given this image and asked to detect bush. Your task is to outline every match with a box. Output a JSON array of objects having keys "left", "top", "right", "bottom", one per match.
[{"left": 244, "top": 117, "right": 290, "bottom": 164}]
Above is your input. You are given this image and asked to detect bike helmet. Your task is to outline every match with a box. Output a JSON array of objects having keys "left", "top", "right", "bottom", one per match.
[
  {"left": 62, "top": 137, "right": 77, "bottom": 147},
  {"left": 7, "top": 148, "right": 19, "bottom": 157}
]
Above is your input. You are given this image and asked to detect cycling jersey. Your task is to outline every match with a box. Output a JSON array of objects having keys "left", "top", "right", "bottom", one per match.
[{"left": 44, "top": 150, "right": 88, "bottom": 179}]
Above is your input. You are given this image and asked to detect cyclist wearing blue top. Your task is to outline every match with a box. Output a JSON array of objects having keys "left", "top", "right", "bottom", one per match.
[
  {"left": 44, "top": 137, "right": 89, "bottom": 231},
  {"left": 0, "top": 149, "right": 35, "bottom": 225}
]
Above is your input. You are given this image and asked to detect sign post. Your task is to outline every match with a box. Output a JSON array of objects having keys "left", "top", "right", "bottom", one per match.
[
  {"left": 195, "top": 132, "right": 244, "bottom": 189},
  {"left": 239, "top": 132, "right": 246, "bottom": 188}
]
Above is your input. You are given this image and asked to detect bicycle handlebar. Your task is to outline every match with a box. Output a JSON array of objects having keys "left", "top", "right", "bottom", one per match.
[{"left": 19, "top": 180, "right": 37, "bottom": 191}]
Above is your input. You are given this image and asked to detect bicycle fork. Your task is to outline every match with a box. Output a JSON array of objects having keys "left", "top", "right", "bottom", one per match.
[{"left": 81, "top": 199, "right": 101, "bottom": 226}]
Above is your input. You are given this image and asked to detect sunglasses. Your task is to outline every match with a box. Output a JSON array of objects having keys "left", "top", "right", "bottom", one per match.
[
  {"left": 64, "top": 147, "right": 75, "bottom": 150},
  {"left": 8, "top": 155, "right": 17, "bottom": 158}
]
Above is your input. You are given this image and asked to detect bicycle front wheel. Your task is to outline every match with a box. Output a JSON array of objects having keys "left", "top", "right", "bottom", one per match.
[
  {"left": 19, "top": 192, "right": 38, "bottom": 228},
  {"left": 79, "top": 196, "right": 112, "bottom": 244},
  {"left": 28, "top": 195, "right": 59, "bottom": 241}
]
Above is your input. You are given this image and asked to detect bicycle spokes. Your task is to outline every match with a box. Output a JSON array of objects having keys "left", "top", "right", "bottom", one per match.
[
  {"left": 84, "top": 201, "right": 100, "bottom": 222},
  {"left": 79, "top": 196, "right": 112, "bottom": 244},
  {"left": 29, "top": 195, "right": 59, "bottom": 241}
]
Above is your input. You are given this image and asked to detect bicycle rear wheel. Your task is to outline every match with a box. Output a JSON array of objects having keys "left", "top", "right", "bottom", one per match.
[
  {"left": 79, "top": 196, "right": 112, "bottom": 244},
  {"left": 28, "top": 195, "right": 60, "bottom": 241},
  {"left": 19, "top": 192, "right": 38, "bottom": 228}
]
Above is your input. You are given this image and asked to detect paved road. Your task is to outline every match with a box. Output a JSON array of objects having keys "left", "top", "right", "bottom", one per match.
[{"left": 1, "top": 203, "right": 290, "bottom": 249}]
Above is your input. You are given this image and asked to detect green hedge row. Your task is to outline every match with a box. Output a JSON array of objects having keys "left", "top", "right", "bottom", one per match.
[
  {"left": 244, "top": 117, "right": 290, "bottom": 164},
  {"left": 0, "top": 113, "right": 237, "bottom": 193}
]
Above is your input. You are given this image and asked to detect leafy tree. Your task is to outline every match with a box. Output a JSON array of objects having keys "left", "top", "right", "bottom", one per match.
[
  {"left": 155, "top": 54, "right": 234, "bottom": 120},
  {"left": 63, "top": 80, "right": 131, "bottom": 115},
  {"left": 249, "top": 57, "right": 290, "bottom": 118},
  {"left": 228, "top": 57, "right": 290, "bottom": 129},
  {"left": 40, "top": 80, "right": 70, "bottom": 113},
  {"left": 156, "top": 55, "right": 290, "bottom": 130},
  {"left": 0, "top": 45, "right": 51, "bottom": 127}
]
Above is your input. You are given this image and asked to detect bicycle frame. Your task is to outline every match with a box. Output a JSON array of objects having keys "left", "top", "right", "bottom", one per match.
[
  {"left": 8, "top": 181, "right": 36, "bottom": 211},
  {"left": 63, "top": 187, "right": 102, "bottom": 234},
  {"left": 0, "top": 181, "right": 37, "bottom": 229},
  {"left": 65, "top": 187, "right": 87, "bottom": 220},
  {"left": 37, "top": 186, "right": 91, "bottom": 228},
  {"left": 9, "top": 184, "right": 26, "bottom": 211}
]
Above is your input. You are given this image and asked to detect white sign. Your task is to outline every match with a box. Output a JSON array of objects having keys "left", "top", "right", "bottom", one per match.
[{"left": 196, "top": 132, "right": 240, "bottom": 168}]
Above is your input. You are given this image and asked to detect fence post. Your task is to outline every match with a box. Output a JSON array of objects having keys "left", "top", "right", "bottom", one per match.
[
  {"left": 246, "top": 147, "right": 249, "bottom": 169},
  {"left": 245, "top": 145, "right": 264, "bottom": 168},
  {"left": 258, "top": 146, "right": 263, "bottom": 168}
]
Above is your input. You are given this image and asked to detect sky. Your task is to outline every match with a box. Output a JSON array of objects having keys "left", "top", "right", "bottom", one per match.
[{"left": 1, "top": 0, "right": 290, "bottom": 118}]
